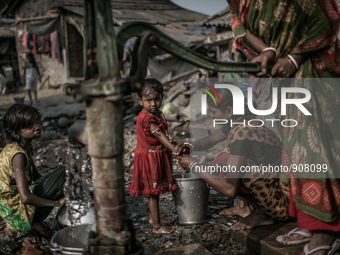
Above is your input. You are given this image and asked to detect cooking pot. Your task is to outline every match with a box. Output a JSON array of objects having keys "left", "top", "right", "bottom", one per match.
[{"left": 57, "top": 187, "right": 95, "bottom": 227}]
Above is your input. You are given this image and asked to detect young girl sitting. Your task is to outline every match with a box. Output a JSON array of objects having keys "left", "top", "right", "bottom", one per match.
[
  {"left": 128, "top": 78, "right": 181, "bottom": 234},
  {"left": 0, "top": 104, "right": 66, "bottom": 237}
]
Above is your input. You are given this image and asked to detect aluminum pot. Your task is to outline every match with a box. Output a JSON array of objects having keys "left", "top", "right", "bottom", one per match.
[
  {"left": 172, "top": 173, "right": 210, "bottom": 225},
  {"left": 57, "top": 186, "right": 95, "bottom": 227},
  {"left": 57, "top": 203, "right": 95, "bottom": 227},
  {"left": 50, "top": 223, "right": 95, "bottom": 255}
]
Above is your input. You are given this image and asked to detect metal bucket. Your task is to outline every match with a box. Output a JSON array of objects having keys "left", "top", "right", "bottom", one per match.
[
  {"left": 50, "top": 224, "right": 95, "bottom": 255},
  {"left": 172, "top": 173, "right": 210, "bottom": 225}
]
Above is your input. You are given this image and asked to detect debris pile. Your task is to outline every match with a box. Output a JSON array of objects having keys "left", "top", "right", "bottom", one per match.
[{"left": 0, "top": 74, "right": 253, "bottom": 254}]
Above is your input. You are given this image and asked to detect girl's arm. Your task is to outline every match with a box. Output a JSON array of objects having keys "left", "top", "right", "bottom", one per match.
[
  {"left": 150, "top": 123, "right": 176, "bottom": 151},
  {"left": 12, "top": 153, "right": 64, "bottom": 207},
  {"left": 173, "top": 128, "right": 228, "bottom": 156}
]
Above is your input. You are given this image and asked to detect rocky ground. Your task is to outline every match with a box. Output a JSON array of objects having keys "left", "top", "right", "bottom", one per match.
[{"left": 0, "top": 85, "right": 255, "bottom": 255}]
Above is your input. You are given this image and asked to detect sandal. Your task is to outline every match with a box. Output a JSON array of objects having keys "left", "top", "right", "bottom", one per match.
[
  {"left": 303, "top": 238, "right": 340, "bottom": 255},
  {"left": 276, "top": 227, "right": 312, "bottom": 245}
]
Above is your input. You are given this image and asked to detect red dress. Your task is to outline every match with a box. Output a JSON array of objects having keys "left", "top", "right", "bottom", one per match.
[{"left": 128, "top": 110, "right": 177, "bottom": 197}]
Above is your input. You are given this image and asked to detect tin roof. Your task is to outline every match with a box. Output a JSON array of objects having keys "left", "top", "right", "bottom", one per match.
[
  {"left": 201, "top": 7, "right": 231, "bottom": 27},
  {"left": 3, "top": 0, "right": 207, "bottom": 25}
]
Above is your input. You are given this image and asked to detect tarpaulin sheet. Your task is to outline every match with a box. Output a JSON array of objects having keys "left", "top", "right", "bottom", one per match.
[{"left": 26, "top": 18, "right": 65, "bottom": 48}]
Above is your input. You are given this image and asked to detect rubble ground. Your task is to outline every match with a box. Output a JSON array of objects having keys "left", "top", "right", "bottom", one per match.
[{"left": 0, "top": 86, "right": 254, "bottom": 255}]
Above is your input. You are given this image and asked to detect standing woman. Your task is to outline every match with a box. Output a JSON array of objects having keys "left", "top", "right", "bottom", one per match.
[{"left": 226, "top": 0, "right": 340, "bottom": 253}]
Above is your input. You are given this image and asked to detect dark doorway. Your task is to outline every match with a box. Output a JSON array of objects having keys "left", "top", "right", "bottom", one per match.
[{"left": 67, "top": 23, "right": 83, "bottom": 77}]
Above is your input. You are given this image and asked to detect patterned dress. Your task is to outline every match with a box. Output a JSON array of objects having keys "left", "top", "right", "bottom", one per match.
[
  {"left": 228, "top": 0, "right": 340, "bottom": 230},
  {"left": 128, "top": 110, "right": 177, "bottom": 197},
  {"left": 0, "top": 143, "right": 35, "bottom": 234},
  {"left": 213, "top": 122, "right": 290, "bottom": 221}
]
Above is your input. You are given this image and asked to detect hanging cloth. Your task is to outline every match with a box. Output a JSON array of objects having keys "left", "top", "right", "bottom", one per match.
[
  {"left": 33, "top": 35, "right": 37, "bottom": 58},
  {"left": 22, "top": 30, "right": 27, "bottom": 46},
  {"left": 50, "top": 31, "right": 60, "bottom": 61}
]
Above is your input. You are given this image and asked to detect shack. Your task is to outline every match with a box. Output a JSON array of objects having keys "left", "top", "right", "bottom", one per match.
[
  {"left": 0, "top": 18, "right": 19, "bottom": 91},
  {"left": 201, "top": 7, "right": 247, "bottom": 64},
  {"left": 2, "top": 0, "right": 208, "bottom": 86}
]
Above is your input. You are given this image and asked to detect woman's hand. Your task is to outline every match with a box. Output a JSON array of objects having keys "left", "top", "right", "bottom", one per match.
[
  {"left": 271, "top": 57, "right": 296, "bottom": 78},
  {"left": 251, "top": 51, "right": 276, "bottom": 77},
  {"left": 58, "top": 197, "right": 66, "bottom": 206},
  {"left": 172, "top": 144, "right": 191, "bottom": 156},
  {"left": 176, "top": 155, "right": 191, "bottom": 170}
]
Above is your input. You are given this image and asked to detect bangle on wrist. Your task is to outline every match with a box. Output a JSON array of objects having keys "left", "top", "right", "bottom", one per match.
[
  {"left": 286, "top": 54, "right": 299, "bottom": 70},
  {"left": 184, "top": 143, "right": 194, "bottom": 152},
  {"left": 261, "top": 47, "right": 278, "bottom": 58},
  {"left": 189, "top": 161, "right": 198, "bottom": 172}
]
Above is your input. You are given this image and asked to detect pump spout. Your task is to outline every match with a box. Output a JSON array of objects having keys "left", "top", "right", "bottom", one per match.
[{"left": 68, "top": 121, "right": 88, "bottom": 148}]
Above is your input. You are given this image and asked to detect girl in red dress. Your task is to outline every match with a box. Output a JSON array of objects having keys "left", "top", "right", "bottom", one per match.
[{"left": 128, "top": 78, "right": 179, "bottom": 234}]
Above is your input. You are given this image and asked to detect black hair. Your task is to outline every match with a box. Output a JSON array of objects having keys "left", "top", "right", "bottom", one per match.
[
  {"left": 27, "top": 53, "right": 37, "bottom": 66},
  {"left": 137, "top": 78, "right": 163, "bottom": 98},
  {"left": 206, "top": 85, "right": 256, "bottom": 120},
  {"left": 3, "top": 104, "right": 41, "bottom": 142}
]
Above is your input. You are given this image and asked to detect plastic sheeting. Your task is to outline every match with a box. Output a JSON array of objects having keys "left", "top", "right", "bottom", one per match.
[{"left": 26, "top": 18, "right": 65, "bottom": 48}]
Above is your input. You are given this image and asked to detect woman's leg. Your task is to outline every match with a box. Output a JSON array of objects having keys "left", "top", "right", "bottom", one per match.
[
  {"left": 149, "top": 195, "right": 177, "bottom": 234},
  {"left": 32, "top": 167, "right": 66, "bottom": 223}
]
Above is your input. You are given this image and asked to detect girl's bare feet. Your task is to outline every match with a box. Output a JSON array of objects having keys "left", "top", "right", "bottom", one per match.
[
  {"left": 149, "top": 217, "right": 172, "bottom": 224},
  {"left": 231, "top": 212, "right": 274, "bottom": 231},
  {"left": 152, "top": 224, "right": 178, "bottom": 234},
  {"left": 219, "top": 199, "right": 252, "bottom": 218}
]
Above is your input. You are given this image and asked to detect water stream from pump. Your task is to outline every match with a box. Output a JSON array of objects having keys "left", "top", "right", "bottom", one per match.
[{"left": 64, "top": 146, "right": 92, "bottom": 241}]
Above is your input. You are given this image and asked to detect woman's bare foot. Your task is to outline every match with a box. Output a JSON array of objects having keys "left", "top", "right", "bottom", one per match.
[
  {"left": 231, "top": 212, "right": 274, "bottom": 231},
  {"left": 301, "top": 231, "right": 335, "bottom": 255},
  {"left": 149, "top": 217, "right": 172, "bottom": 224},
  {"left": 219, "top": 199, "right": 251, "bottom": 218},
  {"left": 152, "top": 225, "right": 178, "bottom": 234},
  {"left": 32, "top": 223, "right": 52, "bottom": 238}
]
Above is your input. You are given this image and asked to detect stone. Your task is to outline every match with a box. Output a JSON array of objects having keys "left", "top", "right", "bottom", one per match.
[
  {"left": 154, "top": 243, "right": 212, "bottom": 255},
  {"left": 230, "top": 221, "right": 307, "bottom": 255}
]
